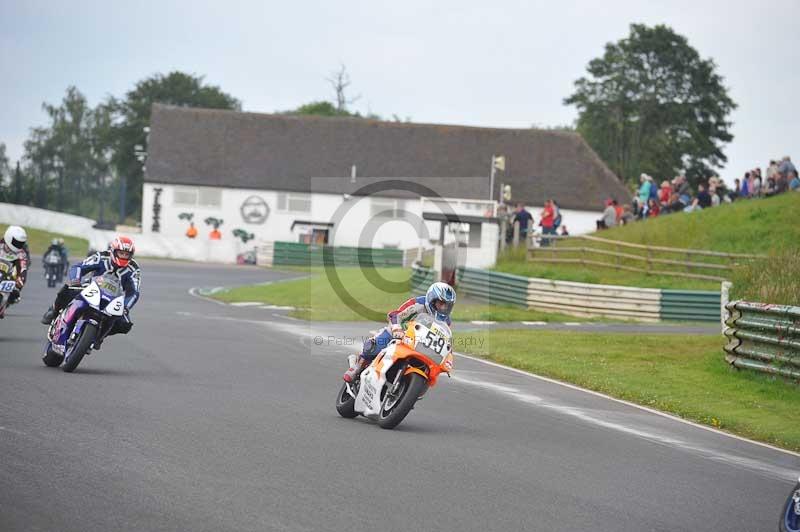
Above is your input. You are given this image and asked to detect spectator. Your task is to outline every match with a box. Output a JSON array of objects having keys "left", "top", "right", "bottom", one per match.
[
  {"left": 597, "top": 199, "right": 617, "bottom": 229},
  {"left": 658, "top": 180, "right": 671, "bottom": 207},
  {"left": 764, "top": 176, "right": 777, "bottom": 197},
  {"left": 779, "top": 156, "right": 796, "bottom": 178},
  {"left": 790, "top": 171, "right": 800, "bottom": 191},
  {"left": 511, "top": 202, "right": 533, "bottom": 242},
  {"left": 665, "top": 192, "right": 685, "bottom": 213},
  {"left": 767, "top": 160, "right": 779, "bottom": 180},
  {"left": 559, "top": 225, "right": 570, "bottom": 237},
  {"left": 646, "top": 198, "right": 660, "bottom": 217},
  {"left": 709, "top": 184, "right": 721, "bottom": 206},
  {"left": 620, "top": 205, "right": 635, "bottom": 225},
  {"left": 636, "top": 174, "right": 652, "bottom": 217},
  {"left": 751, "top": 169, "right": 762, "bottom": 197},
  {"left": 675, "top": 175, "right": 691, "bottom": 204},
  {"left": 551, "top": 199, "right": 562, "bottom": 231},
  {"left": 539, "top": 200, "right": 555, "bottom": 246},
  {"left": 613, "top": 199, "right": 623, "bottom": 224},
  {"left": 697, "top": 183, "right": 712, "bottom": 208},
  {"left": 730, "top": 178, "right": 741, "bottom": 201},
  {"left": 740, "top": 172, "right": 750, "bottom": 198}
]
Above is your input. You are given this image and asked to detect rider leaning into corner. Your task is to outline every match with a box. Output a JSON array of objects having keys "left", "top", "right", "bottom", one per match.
[
  {"left": 343, "top": 281, "right": 457, "bottom": 382},
  {"left": 41, "top": 235, "right": 140, "bottom": 348},
  {"left": 0, "top": 225, "right": 29, "bottom": 318}
]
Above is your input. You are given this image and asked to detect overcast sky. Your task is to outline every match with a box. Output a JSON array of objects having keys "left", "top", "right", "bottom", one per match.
[{"left": 2, "top": 0, "right": 797, "bottom": 184}]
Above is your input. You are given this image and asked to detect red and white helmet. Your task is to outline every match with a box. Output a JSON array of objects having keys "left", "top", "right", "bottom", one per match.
[{"left": 110, "top": 235, "right": 135, "bottom": 268}]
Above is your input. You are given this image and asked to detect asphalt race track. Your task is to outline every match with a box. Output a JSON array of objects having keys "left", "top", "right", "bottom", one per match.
[{"left": 1, "top": 260, "right": 797, "bottom": 531}]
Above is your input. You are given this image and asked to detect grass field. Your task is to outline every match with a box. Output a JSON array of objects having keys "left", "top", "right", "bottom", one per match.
[
  {"left": 496, "top": 193, "right": 800, "bottom": 294},
  {"left": 0, "top": 224, "right": 88, "bottom": 255},
  {"left": 457, "top": 329, "right": 800, "bottom": 451},
  {"left": 214, "top": 267, "right": 596, "bottom": 322}
]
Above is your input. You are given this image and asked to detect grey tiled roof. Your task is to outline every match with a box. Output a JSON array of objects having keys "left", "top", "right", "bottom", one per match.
[{"left": 145, "top": 104, "right": 630, "bottom": 210}]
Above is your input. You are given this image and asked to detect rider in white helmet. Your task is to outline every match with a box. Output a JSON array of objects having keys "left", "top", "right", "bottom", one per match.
[{"left": 0, "top": 226, "right": 29, "bottom": 317}]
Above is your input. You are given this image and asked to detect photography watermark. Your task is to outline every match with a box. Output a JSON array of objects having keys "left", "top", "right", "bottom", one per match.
[
  {"left": 312, "top": 334, "right": 485, "bottom": 350},
  {"left": 315, "top": 177, "right": 467, "bottom": 322}
]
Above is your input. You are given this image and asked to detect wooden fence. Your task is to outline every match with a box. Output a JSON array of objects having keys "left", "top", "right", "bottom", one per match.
[{"left": 527, "top": 234, "right": 765, "bottom": 282}]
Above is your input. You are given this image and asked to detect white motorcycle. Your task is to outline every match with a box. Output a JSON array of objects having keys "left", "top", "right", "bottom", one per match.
[{"left": 336, "top": 313, "right": 454, "bottom": 429}]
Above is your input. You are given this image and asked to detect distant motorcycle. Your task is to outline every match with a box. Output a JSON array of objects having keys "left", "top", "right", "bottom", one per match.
[
  {"left": 0, "top": 253, "right": 19, "bottom": 318},
  {"left": 43, "top": 250, "right": 64, "bottom": 288},
  {"left": 43, "top": 272, "right": 126, "bottom": 372},
  {"left": 780, "top": 478, "right": 800, "bottom": 532},
  {"left": 335, "top": 313, "right": 454, "bottom": 429}
]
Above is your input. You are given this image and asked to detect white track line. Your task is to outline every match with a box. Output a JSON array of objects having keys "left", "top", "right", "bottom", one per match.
[{"left": 455, "top": 350, "right": 800, "bottom": 459}]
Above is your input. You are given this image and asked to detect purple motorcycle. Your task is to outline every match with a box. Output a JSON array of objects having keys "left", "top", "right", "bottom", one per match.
[
  {"left": 781, "top": 478, "right": 800, "bottom": 532},
  {"left": 43, "top": 272, "right": 126, "bottom": 372}
]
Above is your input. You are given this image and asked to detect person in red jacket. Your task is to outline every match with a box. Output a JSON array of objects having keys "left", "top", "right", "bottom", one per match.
[{"left": 539, "top": 200, "right": 555, "bottom": 246}]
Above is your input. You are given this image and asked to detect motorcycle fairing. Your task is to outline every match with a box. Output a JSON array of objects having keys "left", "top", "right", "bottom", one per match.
[{"left": 354, "top": 342, "right": 401, "bottom": 417}]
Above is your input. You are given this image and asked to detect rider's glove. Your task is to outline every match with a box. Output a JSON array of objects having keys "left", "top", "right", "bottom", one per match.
[
  {"left": 390, "top": 324, "right": 403, "bottom": 339},
  {"left": 14, "top": 278, "right": 23, "bottom": 289}
]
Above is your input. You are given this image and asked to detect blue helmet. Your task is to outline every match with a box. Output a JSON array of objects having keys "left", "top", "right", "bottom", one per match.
[{"left": 425, "top": 282, "right": 456, "bottom": 322}]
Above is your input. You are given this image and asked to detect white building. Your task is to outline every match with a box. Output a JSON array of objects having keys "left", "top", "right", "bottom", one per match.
[{"left": 142, "top": 105, "right": 630, "bottom": 266}]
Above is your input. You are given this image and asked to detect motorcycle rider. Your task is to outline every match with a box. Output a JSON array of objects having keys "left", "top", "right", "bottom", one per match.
[
  {"left": 0, "top": 226, "right": 29, "bottom": 318},
  {"left": 343, "top": 281, "right": 456, "bottom": 382},
  {"left": 41, "top": 235, "right": 140, "bottom": 348},
  {"left": 43, "top": 238, "right": 69, "bottom": 277}
]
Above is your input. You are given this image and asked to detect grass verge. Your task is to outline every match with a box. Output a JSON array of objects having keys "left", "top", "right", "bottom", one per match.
[
  {"left": 457, "top": 329, "right": 800, "bottom": 451},
  {"left": 0, "top": 224, "right": 88, "bottom": 255},
  {"left": 213, "top": 267, "right": 600, "bottom": 323}
]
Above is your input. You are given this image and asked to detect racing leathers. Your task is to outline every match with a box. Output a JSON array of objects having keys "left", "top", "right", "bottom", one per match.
[
  {"left": 43, "top": 243, "right": 69, "bottom": 276},
  {"left": 343, "top": 295, "right": 452, "bottom": 382},
  {"left": 0, "top": 242, "right": 28, "bottom": 315},
  {"left": 42, "top": 251, "right": 140, "bottom": 336}
]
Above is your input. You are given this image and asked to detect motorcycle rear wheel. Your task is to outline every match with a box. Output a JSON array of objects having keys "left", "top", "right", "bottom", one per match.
[
  {"left": 335, "top": 382, "right": 359, "bottom": 418},
  {"left": 378, "top": 373, "right": 428, "bottom": 429},
  {"left": 62, "top": 322, "right": 97, "bottom": 373}
]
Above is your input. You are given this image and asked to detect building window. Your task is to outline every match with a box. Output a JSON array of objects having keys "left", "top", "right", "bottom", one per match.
[
  {"left": 173, "top": 186, "right": 222, "bottom": 208},
  {"left": 278, "top": 193, "right": 311, "bottom": 213},
  {"left": 371, "top": 198, "right": 406, "bottom": 218}
]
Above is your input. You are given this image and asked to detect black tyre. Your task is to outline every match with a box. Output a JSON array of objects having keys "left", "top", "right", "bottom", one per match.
[
  {"left": 377, "top": 373, "right": 428, "bottom": 429},
  {"left": 62, "top": 322, "right": 97, "bottom": 373},
  {"left": 780, "top": 482, "right": 800, "bottom": 532},
  {"left": 42, "top": 342, "right": 64, "bottom": 367},
  {"left": 335, "top": 382, "right": 359, "bottom": 418}
]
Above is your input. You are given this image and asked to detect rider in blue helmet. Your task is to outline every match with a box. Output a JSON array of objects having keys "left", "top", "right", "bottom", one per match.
[{"left": 343, "top": 281, "right": 456, "bottom": 382}]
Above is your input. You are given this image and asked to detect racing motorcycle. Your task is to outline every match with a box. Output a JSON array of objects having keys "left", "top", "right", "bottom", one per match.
[
  {"left": 0, "top": 252, "right": 19, "bottom": 318},
  {"left": 43, "top": 272, "right": 126, "bottom": 372},
  {"left": 780, "top": 478, "right": 800, "bottom": 532},
  {"left": 336, "top": 313, "right": 454, "bottom": 429},
  {"left": 43, "top": 249, "right": 64, "bottom": 287}
]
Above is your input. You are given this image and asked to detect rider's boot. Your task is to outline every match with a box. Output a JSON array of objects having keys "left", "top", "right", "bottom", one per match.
[
  {"left": 41, "top": 306, "right": 56, "bottom": 325},
  {"left": 343, "top": 355, "right": 368, "bottom": 383}
]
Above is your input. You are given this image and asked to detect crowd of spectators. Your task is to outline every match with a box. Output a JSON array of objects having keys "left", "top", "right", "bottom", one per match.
[{"left": 598, "top": 155, "right": 799, "bottom": 228}]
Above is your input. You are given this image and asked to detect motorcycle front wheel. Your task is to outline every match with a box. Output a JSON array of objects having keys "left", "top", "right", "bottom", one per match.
[
  {"left": 42, "top": 341, "right": 64, "bottom": 367},
  {"left": 378, "top": 373, "right": 428, "bottom": 429},
  {"left": 62, "top": 322, "right": 97, "bottom": 373},
  {"left": 335, "top": 382, "right": 359, "bottom": 418},
  {"left": 780, "top": 482, "right": 800, "bottom": 532}
]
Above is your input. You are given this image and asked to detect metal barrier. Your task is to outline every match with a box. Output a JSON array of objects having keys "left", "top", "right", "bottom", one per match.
[
  {"left": 271, "top": 242, "right": 404, "bottom": 267},
  {"left": 723, "top": 301, "right": 800, "bottom": 379},
  {"left": 454, "top": 266, "right": 722, "bottom": 322}
]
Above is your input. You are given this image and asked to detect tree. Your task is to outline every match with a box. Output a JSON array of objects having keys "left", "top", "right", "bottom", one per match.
[
  {"left": 290, "top": 101, "right": 354, "bottom": 117},
  {"left": 327, "top": 64, "right": 360, "bottom": 113},
  {"left": 108, "top": 71, "right": 241, "bottom": 220},
  {"left": 0, "top": 143, "right": 9, "bottom": 202},
  {"left": 564, "top": 24, "right": 736, "bottom": 187}
]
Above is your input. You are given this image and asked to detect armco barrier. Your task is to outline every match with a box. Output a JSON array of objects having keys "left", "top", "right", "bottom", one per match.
[
  {"left": 723, "top": 301, "right": 800, "bottom": 379},
  {"left": 272, "top": 242, "right": 403, "bottom": 267},
  {"left": 454, "top": 266, "right": 721, "bottom": 322}
]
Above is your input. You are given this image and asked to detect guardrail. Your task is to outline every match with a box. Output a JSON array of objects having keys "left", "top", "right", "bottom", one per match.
[
  {"left": 527, "top": 234, "right": 766, "bottom": 282},
  {"left": 723, "top": 301, "right": 800, "bottom": 379},
  {"left": 454, "top": 266, "right": 720, "bottom": 322}
]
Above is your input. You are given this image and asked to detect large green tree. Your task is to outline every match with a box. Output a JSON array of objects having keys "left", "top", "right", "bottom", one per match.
[
  {"left": 108, "top": 71, "right": 241, "bottom": 220},
  {"left": 564, "top": 24, "right": 736, "bottom": 187}
]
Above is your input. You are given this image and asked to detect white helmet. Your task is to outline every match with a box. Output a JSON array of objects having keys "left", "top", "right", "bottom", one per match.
[{"left": 3, "top": 226, "right": 27, "bottom": 253}]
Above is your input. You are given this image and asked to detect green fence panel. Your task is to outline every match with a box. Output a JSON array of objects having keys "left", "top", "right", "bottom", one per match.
[
  {"left": 273, "top": 242, "right": 403, "bottom": 267},
  {"left": 660, "top": 289, "right": 720, "bottom": 321},
  {"left": 455, "top": 267, "right": 528, "bottom": 308}
]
